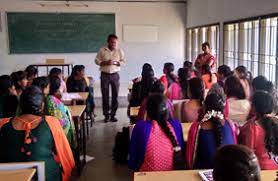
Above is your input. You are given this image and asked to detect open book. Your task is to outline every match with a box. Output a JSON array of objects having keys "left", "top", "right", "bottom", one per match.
[{"left": 199, "top": 170, "right": 213, "bottom": 181}]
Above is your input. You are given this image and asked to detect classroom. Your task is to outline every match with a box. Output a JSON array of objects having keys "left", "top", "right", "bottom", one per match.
[{"left": 0, "top": 0, "right": 277, "bottom": 181}]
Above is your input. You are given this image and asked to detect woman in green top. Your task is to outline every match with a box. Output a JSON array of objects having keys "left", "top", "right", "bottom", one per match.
[
  {"left": 45, "top": 76, "right": 76, "bottom": 148},
  {"left": 0, "top": 86, "right": 74, "bottom": 181}
]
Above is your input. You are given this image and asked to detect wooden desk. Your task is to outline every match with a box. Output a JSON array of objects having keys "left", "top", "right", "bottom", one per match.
[
  {"left": 134, "top": 170, "right": 277, "bottom": 181},
  {"left": 32, "top": 63, "right": 73, "bottom": 76},
  {"left": 68, "top": 105, "right": 87, "bottom": 176},
  {"left": 181, "top": 123, "right": 192, "bottom": 141},
  {"left": 0, "top": 169, "right": 36, "bottom": 181}
]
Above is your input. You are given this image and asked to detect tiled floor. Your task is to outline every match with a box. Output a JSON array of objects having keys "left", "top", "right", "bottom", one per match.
[{"left": 77, "top": 107, "right": 132, "bottom": 181}]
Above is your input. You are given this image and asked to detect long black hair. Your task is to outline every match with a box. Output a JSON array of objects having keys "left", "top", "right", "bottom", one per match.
[
  {"left": 140, "top": 67, "right": 155, "bottom": 98},
  {"left": 20, "top": 86, "right": 44, "bottom": 116},
  {"left": 218, "top": 65, "right": 232, "bottom": 78},
  {"left": 10, "top": 71, "right": 27, "bottom": 90},
  {"left": 213, "top": 145, "right": 261, "bottom": 181},
  {"left": 178, "top": 68, "right": 190, "bottom": 99},
  {"left": 146, "top": 94, "right": 185, "bottom": 170},
  {"left": 0, "top": 75, "right": 14, "bottom": 94},
  {"left": 164, "top": 62, "right": 176, "bottom": 87},
  {"left": 25, "top": 65, "right": 38, "bottom": 79},
  {"left": 71, "top": 65, "right": 85, "bottom": 77},
  {"left": 49, "top": 68, "right": 62, "bottom": 77},
  {"left": 49, "top": 76, "right": 61, "bottom": 95},
  {"left": 224, "top": 76, "right": 246, "bottom": 99},
  {"left": 201, "top": 64, "right": 212, "bottom": 82},
  {"left": 202, "top": 93, "right": 225, "bottom": 147},
  {"left": 188, "top": 77, "right": 205, "bottom": 105},
  {"left": 252, "top": 91, "right": 278, "bottom": 156},
  {"left": 252, "top": 75, "right": 274, "bottom": 93},
  {"left": 150, "top": 80, "right": 165, "bottom": 95},
  {"left": 235, "top": 66, "right": 248, "bottom": 79},
  {"left": 32, "top": 76, "right": 49, "bottom": 93}
]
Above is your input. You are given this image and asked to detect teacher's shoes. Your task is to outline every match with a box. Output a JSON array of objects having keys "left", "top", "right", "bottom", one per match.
[
  {"left": 110, "top": 117, "right": 118, "bottom": 122},
  {"left": 103, "top": 116, "right": 110, "bottom": 123}
]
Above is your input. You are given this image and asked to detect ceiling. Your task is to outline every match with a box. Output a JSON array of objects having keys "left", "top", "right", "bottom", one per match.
[{"left": 34, "top": 0, "right": 186, "bottom": 3}]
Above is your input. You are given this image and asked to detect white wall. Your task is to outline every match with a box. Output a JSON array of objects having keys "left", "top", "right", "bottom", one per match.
[
  {"left": 186, "top": 0, "right": 278, "bottom": 64},
  {"left": 0, "top": 0, "right": 186, "bottom": 96},
  {"left": 187, "top": 0, "right": 278, "bottom": 27}
]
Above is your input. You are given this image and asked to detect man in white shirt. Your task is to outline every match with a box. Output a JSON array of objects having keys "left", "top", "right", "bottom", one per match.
[{"left": 95, "top": 34, "right": 126, "bottom": 122}]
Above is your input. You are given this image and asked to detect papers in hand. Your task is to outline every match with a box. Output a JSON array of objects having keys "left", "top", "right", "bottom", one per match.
[
  {"left": 62, "top": 93, "right": 81, "bottom": 101},
  {"left": 199, "top": 170, "right": 213, "bottom": 181}
]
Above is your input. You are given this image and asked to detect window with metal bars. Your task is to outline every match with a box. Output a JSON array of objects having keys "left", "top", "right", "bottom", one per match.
[
  {"left": 186, "top": 24, "right": 220, "bottom": 67},
  {"left": 224, "top": 16, "right": 278, "bottom": 87}
]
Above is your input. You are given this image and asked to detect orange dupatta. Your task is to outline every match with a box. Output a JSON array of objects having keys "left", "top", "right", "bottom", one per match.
[{"left": 0, "top": 116, "right": 75, "bottom": 181}]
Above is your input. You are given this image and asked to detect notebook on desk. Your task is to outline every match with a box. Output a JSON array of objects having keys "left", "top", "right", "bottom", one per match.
[{"left": 199, "top": 170, "right": 213, "bottom": 181}]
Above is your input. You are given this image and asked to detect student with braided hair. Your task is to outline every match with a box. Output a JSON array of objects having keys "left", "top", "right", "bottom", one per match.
[
  {"left": 240, "top": 91, "right": 278, "bottom": 170},
  {"left": 213, "top": 145, "right": 261, "bottom": 181},
  {"left": 186, "top": 93, "right": 237, "bottom": 169},
  {"left": 182, "top": 77, "right": 205, "bottom": 123},
  {"left": 129, "top": 94, "right": 185, "bottom": 171}
]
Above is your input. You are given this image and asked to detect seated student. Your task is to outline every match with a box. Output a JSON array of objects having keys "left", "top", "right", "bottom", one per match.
[
  {"left": 217, "top": 65, "right": 232, "bottom": 88},
  {"left": 252, "top": 75, "right": 274, "bottom": 93},
  {"left": 252, "top": 76, "right": 278, "bottom": 117},
  {"left": 160, "top": 63, "right": 177, "bottom": 92},
  {"left": 234, "top": 66, "right": 251, "bottom": 100},
  {"left": 129, "top": 68, "right": 156, "bottom": 107},
  {"left": 45, "top": 76, "right": 76, "bottom": 148},
  {"left": 137, "top": 80, "right": 174, "bottom": 121},
  {"left": 201, "top": 64, "right": 217, "bottom": 90},
  {"left": 25, "top": 65, "right": 38, "bottom": 86},
  {"left": 213, "top": 145, "right": 261, "bottom": 181},
  {"left": 49, "top": 68, "right": 67, "bottom": 93},
  {"left": 186, "top": 93, "right": 237, "bottom": 169},
  {"left": 240, "top": 91, "right": 278, "bottom": 170},
  {"left": 167, "top": 68, "right": 190, "bottom": 100},
  {"left": 66, "top": 65, "right": 95, "bottom": 118},
  {"left": 183, "top": 61, "right": 197, "bottom": 78},
  {"left": 32, "top": 76, "right": 50, "bottom": 95},
  {"left": 10, "top": 71, "right": 28, "bottom": 96},
  {"left": 132, "top": 63, "right": 154, "bottom": 84},
  {"left": 224, "top": 76, "right": 251, "bottom": 125},
  {"left": 66, "top": 65, "right": 87, "bottom": 92},
  {"left": 0, "top": 86, "right": 75, "bottom": 181},
  {"left": 182, "top": 77, "right": 205, "bottom": 123},
  {"left": 129, "top": 94, "right": 185, "bottom": 171},
  {"left": 0, "top": 75, "right": 18, "bottom": 118}
]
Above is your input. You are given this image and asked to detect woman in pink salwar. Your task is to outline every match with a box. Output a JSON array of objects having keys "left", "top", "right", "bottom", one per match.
[
  {"left": 182, "top": 77, "right": 205, "bottom": 123},
  {"left": 240, "top": 91, "right": 278, "bottom": 170},
  {"left": 167, "top": 68, "right": 190, "bottom": 100}
]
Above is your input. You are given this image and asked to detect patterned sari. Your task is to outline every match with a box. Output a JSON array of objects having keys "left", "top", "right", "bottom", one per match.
[{"left": 45, "top": 95, "right": 76, "bottom": 148}]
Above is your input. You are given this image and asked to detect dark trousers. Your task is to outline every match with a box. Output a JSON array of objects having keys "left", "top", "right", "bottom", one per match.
[{"left": 101, "top": 72, "right": 120, "bottom": 118}]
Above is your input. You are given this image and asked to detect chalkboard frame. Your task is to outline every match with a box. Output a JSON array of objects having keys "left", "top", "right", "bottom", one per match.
[{"left": 6, "top": 12, "right": 116, "bottom": 54}]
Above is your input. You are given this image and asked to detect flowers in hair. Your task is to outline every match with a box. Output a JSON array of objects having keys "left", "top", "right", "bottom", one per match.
[{"left": 202, "top": 110, "right": 224, "bottom": 122}]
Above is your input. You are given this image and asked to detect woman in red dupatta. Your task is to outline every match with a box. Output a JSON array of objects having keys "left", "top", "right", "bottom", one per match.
[{"left": 240, "top": 91, "right": 278, "bottom": 170}]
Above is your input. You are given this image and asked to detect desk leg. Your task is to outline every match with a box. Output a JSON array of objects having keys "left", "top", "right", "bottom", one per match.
[
  {"left": 85, "top": 111, "right": 90, "bottom": 137},
  {"left": 73, "top": 117, "right": 82, "bottom": 176},
  {"left": 81, "top": 112, "right": 87, "bottom": 164}
]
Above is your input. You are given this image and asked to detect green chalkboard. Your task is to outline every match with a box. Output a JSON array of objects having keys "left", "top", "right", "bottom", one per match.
[{"left": 7, "top": 12, "right": 115, "bottom": 54}]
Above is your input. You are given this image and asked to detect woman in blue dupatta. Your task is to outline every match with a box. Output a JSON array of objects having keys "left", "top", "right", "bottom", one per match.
[
  {"left": 186, "top": 93, "right": 237, "bottom": 169},
  {"left": 129, "top": 94, "right": 185, "bottom": 171}
]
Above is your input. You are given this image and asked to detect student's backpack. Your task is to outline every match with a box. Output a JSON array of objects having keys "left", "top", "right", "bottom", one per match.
[{"left": 112, "top": 127, "right": 130, "bottom": 164}]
